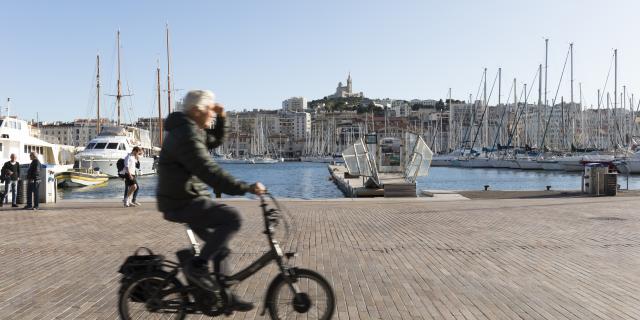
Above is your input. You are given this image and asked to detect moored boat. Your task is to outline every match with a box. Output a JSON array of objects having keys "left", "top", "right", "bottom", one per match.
[{"left": 57, "top": 168, "right": 109, "bottom": 188}]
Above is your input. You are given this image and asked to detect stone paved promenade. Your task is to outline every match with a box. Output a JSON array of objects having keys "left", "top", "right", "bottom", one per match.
[{"left": 0, "top": 196, "right": 639, "bottom": 319}]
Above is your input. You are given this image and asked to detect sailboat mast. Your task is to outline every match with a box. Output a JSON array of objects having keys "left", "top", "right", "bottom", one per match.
[
  {"left": 570, "top": 43, "right": 574, "bottom": 106},
  {"left": 524, "top": 83, "right": 528, "bottom": 147},
  {"left": 166, "top": 24, "right": 173, "bottom": 114},
  {"left": 448, "top": 87, "right": 452, "bottom": 151},
  {"left": 544, "top": 39, "right": 548, "bottom": 108},
  {"left": 483, "top": 67, "right": 487, "bottom": 147},
  {"left": 614, "top": 49, "right": 618, "bottom": 149},
  {"left": 570, "top": 43, "right": 574, "bottom": 147},
  {"left": 538, "top": 64, "right": 542, "bottom": 147},
  {"left": 157, "top": 63, "right": 163, "bottom": 147},
  {"left": 116, "top": 30, "right": 123, "bottom": 126},
  {"left": 96, "top": 54, "right": 101, "bottom": 135}
]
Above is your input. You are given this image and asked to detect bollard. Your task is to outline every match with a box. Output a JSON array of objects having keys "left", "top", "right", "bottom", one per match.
[
  {"left": 546, "top": 185, "right": 551, "bottom": 191},
  {"left": 484, "top": 185, "right": 490, "bottom": 191}
]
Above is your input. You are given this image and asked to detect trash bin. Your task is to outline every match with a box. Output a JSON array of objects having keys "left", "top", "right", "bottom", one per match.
[
  {"left": 604, "top": 173, "right": 617, "bottom": 196},
  {"left": 16, "top": 180, "right": 28, "bottom": 204}
]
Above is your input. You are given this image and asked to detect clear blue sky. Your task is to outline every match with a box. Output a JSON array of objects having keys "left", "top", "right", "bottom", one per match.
[{"left": 1, "top": 0, "right": 638, "bottom": 122}]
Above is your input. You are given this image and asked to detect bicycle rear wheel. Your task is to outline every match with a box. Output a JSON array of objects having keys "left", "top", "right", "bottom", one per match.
[
  {"left": 266, "top": 268, "right": 335, "bottom": 320},
  {"left": 118, "top": 271, "right": 188, "bottom": 320}
]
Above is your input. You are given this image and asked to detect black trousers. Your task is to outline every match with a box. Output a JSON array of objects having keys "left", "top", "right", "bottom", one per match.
[
  {"left": 26, "top": 180, "right": 40, "bottom": 208},
  {"left": 123, "top": 179, "right": 139, "bottom": 202},
  {"left": 163, "top": 197, "right": 242, "bottom": 275}
]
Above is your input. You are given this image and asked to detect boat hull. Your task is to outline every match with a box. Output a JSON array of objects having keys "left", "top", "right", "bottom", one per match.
[
  {"left": 57, "top": 171, "right": 109, "bottom": 188},
  {"left": 76, "top": 157, "right": 156, "bottom": 177},
  {"left": 490, "top": 159, "right": 516, "bottom": 169},
  {"left": 538, "top": 161, "right": 563, "bottom": 171},
  {"left": 516, "top": 159, "right": 543, "bottom": 170}
]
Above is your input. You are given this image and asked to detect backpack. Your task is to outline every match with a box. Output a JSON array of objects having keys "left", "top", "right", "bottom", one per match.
[{"left": 116, "top": 158, "right": 125, "bottom": 178}]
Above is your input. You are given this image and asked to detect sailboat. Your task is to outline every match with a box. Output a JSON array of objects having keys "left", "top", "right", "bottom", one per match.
[
  {"left": 249, "top": 117, "right": 278, "bottom": 164},
  {"left": 74, "top": 31, "right": 157, "bottom": 177}
]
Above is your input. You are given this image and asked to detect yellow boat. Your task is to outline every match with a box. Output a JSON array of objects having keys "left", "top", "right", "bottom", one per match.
[{"left": 57, "top": 168, "right": 109, "bottom": 188}]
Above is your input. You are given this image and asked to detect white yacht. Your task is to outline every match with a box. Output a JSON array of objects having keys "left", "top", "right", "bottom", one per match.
[
  {"left": 615, "top": 150, "right": 640, "bottom": 173},
  {"left": 300, "top": 155, "right": 336, "bottom": 163},
  {"left": 212, "top": 153, "right": 255, "bottom": 164},
  {"left": 74, "top": 126, "right": 157, "bottom": 177},
  {"left": 0, "top": 116, "right": 75, "bottom": 172}
]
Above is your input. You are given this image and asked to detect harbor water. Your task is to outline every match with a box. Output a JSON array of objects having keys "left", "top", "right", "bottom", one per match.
[{"left": 58, "top": 162, "right": 640, "bottom": 200}]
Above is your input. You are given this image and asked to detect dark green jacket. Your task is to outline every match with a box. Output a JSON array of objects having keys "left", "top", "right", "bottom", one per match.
[{"left": 157, "top": 112, "right": 251, "bottom": 212}]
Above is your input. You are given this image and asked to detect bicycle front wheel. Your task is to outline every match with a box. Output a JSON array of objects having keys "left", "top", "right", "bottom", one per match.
[
  {"left": 266, "top": 268, "right": 335, "bottom": 320},
  {"left": 118, "top": 271, "right": 188, "bottom": 320}
]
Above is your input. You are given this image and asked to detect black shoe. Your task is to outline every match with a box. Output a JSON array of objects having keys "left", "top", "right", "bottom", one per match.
[
  {"left": 230, "top": 294, "right": 255, "bottom": 312},
  {"left": 183, "top": 260, "right": 219, "bottom": 292},
  {"left": 11, "top": 204, "right": 18, "bottom": 208},
  {"left": 23, "top": 206, "right": 33, "bottom": 210}
]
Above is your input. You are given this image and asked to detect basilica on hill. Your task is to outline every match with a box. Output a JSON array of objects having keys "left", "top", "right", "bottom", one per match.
[{"left": 329, "top": 73, "right": 364, "bottom": 98}]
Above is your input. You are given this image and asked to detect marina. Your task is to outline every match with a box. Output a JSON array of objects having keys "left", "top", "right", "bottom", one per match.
[{"left": 55, "top": 162, "right": 640, "bottom": 200}]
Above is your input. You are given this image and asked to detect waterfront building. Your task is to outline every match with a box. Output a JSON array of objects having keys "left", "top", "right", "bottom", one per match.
[
  {"left": 38, "top": 118, "right": 109, "bottom": 147},
  {"left": 279, "top": 112, "right": 311, "bottom": 141},
  {"left": 282, "top": 97, "right": 307, "bottom": 112}
]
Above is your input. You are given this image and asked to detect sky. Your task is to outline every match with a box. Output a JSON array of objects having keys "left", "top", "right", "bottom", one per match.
[{"left": 1, "top": 0, "right": 639, "bottom": 122}]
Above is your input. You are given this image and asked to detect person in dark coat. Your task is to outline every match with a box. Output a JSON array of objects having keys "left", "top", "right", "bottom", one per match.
[
  {"left": 157, "top": 89, "right": 265, "bottom": 312},
  {"left": 24, "top": 152, "right": 41, "bottom": 210},
  {"left": 1, "top": 153, "right": 20, "bottom": 207}
]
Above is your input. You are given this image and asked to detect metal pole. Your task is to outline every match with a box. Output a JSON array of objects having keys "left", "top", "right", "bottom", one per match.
[
  {"left": 116, "top": 30, "right": 122, "bottom": 126},
  {"left": 545, "top": 39, "right": 549, "bottom": 107},
  {"left": 157, "top": 64, "right": 163, "bottom": 147},
  {"left": 96, "top": 55, "right": 101, "bottom": 135},
  {"left": 538, "top": 64, "right": 542, "bottom": 148},
  {"left": 166, "top": 23, "right": 173, "bottom": 114}
]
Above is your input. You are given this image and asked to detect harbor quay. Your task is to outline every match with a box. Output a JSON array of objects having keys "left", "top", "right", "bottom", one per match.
[{"left": 1, "top": 196, "right": 639, "bottom": 319}]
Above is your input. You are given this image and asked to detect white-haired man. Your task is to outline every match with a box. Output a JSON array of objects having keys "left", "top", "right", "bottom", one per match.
[
  {"left": 157, "top": 89, "right": 265, "bottom": 312},
  {"left": 24, "top": 152, "right": 41, "bottom": 210},
  {"left": 1, "top": 153, "right": 20, "bottom": 207}
]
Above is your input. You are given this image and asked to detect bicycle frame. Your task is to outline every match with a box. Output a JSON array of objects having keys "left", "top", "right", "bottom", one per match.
[
  {"left": 181, "top": 193, "right": 300, "bottom": 292},
  {"left": 140, "top": 194, "right": 300, "bottom": 316}
]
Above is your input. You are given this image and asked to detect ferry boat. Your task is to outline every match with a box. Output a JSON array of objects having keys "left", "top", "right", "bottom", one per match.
[
  {"left": 74, "top": 126, "right": 157, "bottom": 178},
  {"left": 0, "top": 116, "right": 75, "bottom": 173}
]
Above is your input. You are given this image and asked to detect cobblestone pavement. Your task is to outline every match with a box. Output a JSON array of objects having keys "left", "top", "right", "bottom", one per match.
[{"left": 0, "top": 197, "right": 639, "bottom": 319}]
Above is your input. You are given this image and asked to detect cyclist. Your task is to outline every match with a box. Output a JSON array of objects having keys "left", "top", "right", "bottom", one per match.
[{"left": 157, "top": 89, "right": 265, "bottom": 312}]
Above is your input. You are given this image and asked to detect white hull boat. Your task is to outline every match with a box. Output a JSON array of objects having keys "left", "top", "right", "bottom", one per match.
[
  {"left": 538, "top": 160, "right": 564, "bottom": 171},
  {"left": 75, "top": 126, "right": 157, "bottom": 178},
  {"left": 252, "top": 157, "right": 278, "bottom": 164},
  {"left": 490, "top": 159, "right": 516, "bottom": 169},
  {"left": 516, "top": 159, "right": 543, "bottom": 170}
]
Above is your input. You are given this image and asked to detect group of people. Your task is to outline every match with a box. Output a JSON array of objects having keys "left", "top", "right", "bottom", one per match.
[{"left": 1, "top": 152, "right": 42, "bottom": 210}]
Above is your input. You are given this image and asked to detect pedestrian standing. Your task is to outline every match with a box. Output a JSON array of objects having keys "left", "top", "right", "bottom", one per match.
[
  {"left": 1, "top": 153, "right": 20, "bottom": 208},
  {"left": 24, "top": 152, "right": 41, "bottom": 210}
]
